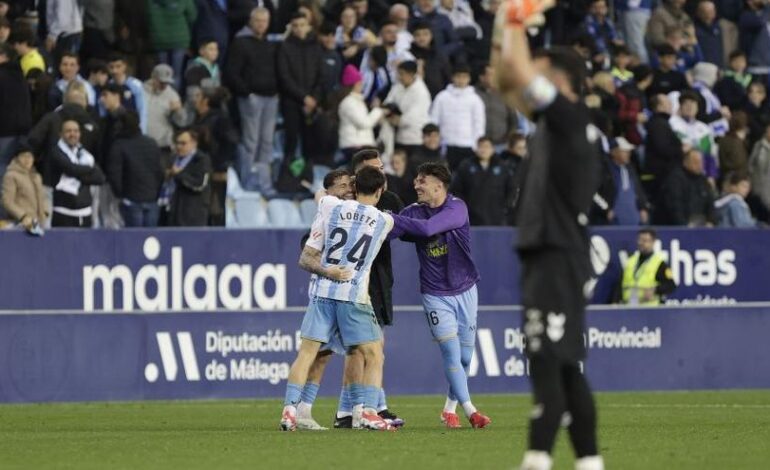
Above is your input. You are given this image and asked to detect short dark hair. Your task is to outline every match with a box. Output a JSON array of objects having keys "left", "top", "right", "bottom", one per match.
[
  {"left": 106, "top": 52, "right": 127, "bottom": 64},
  {"left": 86, "top": 58, "right": 108, "bottom": 76},
  {"left": 417, "top": 162, "right": 451, "bottom": 189},
  {"left": 729, "top": 50, "right": 746, "bottom": 61},
  {"left": 369, "top": 46, "right": 388, "bottom": 68},
  {"left": 724, "top": 171, "right": 750, "bottom": 186},
  {"left": 354, "top": 166, "right": 386, "bottom": 196},
  {"left": 175, "top": 128, "right": 199, "bottom": 143},
  {"left": 8, "top": 26, "right": 35, "bottom": 46},
  {"left": 351, "top": 148, "right": 380, "bottom": 171},
  {"left": 323, "top": 169, "right": 351, "bottom": 189},
  {"left": 318, "top": 21, "right": 336, "bottom": 36},
  {"left": 60, "top": 119, "right": 80, "bottom": 132},
  {"left": 544, "top": 46, "right": 587, "bottom": 96},
  {"left": 100, "top": 83, "right": 123, "bottom": 96},
  {"left": 679, "top": 90, "right": 700, "bottom": 105},
  {"left": 508, "top": 131, "right": 526, "bottom": 147},
  {"left": 398, "top": 60, "right": 418, "bottom": 74},
  {"left": 638, "top": 228, "right": 657, "bottom": 240},
  {"left": 119, "top": 111, "right": 142, "bottom": 137},
  {"left": 197, "top": 37, "right": 218, "bottom": 49},
  {"left": 452, "top": 62, "right": 471, "bottom": 76},
  {"left": 613, "top": 44, "right": 631, "bottom": 57},
  {"left": 291, "top": 11, "right": 306, "bottom": 21},
  {"left": 202, "top": 86, "right": 230, "bottom": 109},
  {"left": 59, "top": 52, "right": 79, "bottom": 64},
  {"left": 477, "top": 135, "right": 493, "bottom": 146},
  {"left": 411, "top": 20, "right": 431, "bottom": 33},
  {"left": 422, "top": 123, "right": 439, "bottom": 135},
  {"left": 656, "top": 44, "right": 677, "bottom": 57}
]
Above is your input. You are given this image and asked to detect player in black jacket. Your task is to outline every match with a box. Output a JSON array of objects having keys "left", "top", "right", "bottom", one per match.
[{"left": 493, "top": 1, "right": 604, "bottom": 469}]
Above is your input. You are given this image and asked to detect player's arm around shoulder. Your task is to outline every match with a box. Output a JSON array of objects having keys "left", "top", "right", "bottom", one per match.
[{"left": 298, "top": 245, "right": 353, "bottom": 282}]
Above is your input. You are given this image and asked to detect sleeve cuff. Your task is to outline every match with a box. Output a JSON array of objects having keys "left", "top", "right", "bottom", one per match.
[{"left": 523, "top": 75, "right": 557, "bottom": 111}]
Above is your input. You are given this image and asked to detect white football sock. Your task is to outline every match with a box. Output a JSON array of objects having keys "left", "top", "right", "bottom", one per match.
[
  {"left": 297, "top": 401, "right": 312, "bottom": 419},
  {"left": 520, "top": 450, "right": 553, "bottom": 470},
  {"left": 460, "top": 401, "right": 477, "bottom": 418},
  {"left": 444, "top": 398, "right": 458, "bottom": 414},
  {"left": 575, "top": 455, "right": 604, "bottom": 470}
]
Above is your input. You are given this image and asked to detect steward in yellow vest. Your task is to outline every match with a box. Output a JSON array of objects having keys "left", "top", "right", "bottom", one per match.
[{"left": 619, "top": 230, "right": 676, "bottom": 306}]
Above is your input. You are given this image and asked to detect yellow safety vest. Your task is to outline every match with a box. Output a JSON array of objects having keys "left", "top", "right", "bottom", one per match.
[{"left": 622, "top": 252, "right": 665, "bottom": 306}]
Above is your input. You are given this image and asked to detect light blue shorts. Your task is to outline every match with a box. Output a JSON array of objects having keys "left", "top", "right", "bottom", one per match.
[
  {"left": 421, "top": 284, "right": 478, "bottom": 346},
  {"left": 301, "top": 297, "right": 382, "bottom": 348},
  {"left": 319, "top": 329, "right": 346, "bottom": 355}
]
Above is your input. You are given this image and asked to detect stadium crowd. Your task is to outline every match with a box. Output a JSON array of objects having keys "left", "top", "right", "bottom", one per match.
[{"left": 0, "top": 0, "right": 769, "bottom": 230}]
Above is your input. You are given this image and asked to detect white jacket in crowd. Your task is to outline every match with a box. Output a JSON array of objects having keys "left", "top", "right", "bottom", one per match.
[
  {"left": 338, "top": 92, "right": 384, "bottom": 149},
  {"left": 383, "top": 77, "right": 432, "bottom": 146},
  {"left": 430, "top": 84, "right": 485, "bottom": 149}
]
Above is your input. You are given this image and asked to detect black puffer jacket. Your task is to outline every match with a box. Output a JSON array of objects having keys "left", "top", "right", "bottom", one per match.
[
  {"left": 0, "top": 61, "right": 32, "bottom": 137},
  {"left": 107, "top": 133, "right": 165, "bottom": 203},
  {"left": 224, "top": 32, "right": 279, "bottom": 97}
]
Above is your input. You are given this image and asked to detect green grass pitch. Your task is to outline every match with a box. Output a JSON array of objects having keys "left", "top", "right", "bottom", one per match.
[{"left": 1, "top": 391, "right": 768, "bottom": 469}]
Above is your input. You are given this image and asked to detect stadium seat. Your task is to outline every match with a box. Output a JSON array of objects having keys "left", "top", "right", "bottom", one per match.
[
  {"left": 299, "top": 199, "right": 318, "bottom": 225},
  {"left": 226, "top": 167, "right": 270, "bottom": 228},
  {"left": 267, "top": 199, "right": 304, "bottom": 228}
]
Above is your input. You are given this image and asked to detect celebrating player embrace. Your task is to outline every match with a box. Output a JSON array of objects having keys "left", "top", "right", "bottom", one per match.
[{"left": 281, "top": 167, "right": 396, "bottom": 431}]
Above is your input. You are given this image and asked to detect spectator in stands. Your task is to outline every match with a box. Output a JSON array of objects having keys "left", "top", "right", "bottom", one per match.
[
  {"left": 648, "top": 45, "right": 688, "bottom": 97},
  {"left": 615, "top": 229, "right": 676, "bottom": 305},
  {"left": 450, "top": 136, "right": 513, "bottom": 226},
  {"left": 475, "top": 64, "right": 517, "bottom": 151},
  {"left": 610, "top": 45, "right": 634, "bottom": 88},
  {"left": 389, "top": 3, "right": 413, "bottom": 55},
  {"left": 408, "top": 123, "right": 443, "bottom": 174},
  {"left": 583, "top": 0, "right": 621, "bottom": 60},
  {"left": 375, "top": 21, "right": 416, "bottom": 80},
  {"left": 106, "top": 53, "right": 147, "bottom": 132},
  {"left": 336, "top": 4, "right": 375, "bottom": 65},
  {"left": 28, "top": 86, "right": 97, "bottom": 189},
  {"left": 98, "top": 84, "right": 126, "bottom": 164},
  {"left": 587, "top": 71, "right": 620, "bottom": 135},
  {"left": 2, "top": 145, "right": 48, "bottom": 231},
  {"left": 645, "top": 94, "right": 685, "bottom": 195},
  {"left": 714, "top": 50, "right": 752, "bottom": 111},
  {"left": 409, "top": 21, "right": 451, "bottom": 98},
  {"left": 382, "top": 60, "right": 432, "bottom": 155},
  {"left": 86, "top": 58, "right": 108, "bottom": 97},
  {"left": 0, "top": 17, "right": 10, "bottom": 45},
  {"left": 160, "top": 129, "right": 211, "bottom": 226},
  {"left": 615, "top": 0, "right": 653, "bottom": 63},
  {"left": 749, "top": 122, "right": 770, "bottom": 215},
  {"left": 438, "top": 0, "right": 482, "bottom": 42},
  {"left": 744, "top": 81, "right": 770, "bottom": 147},
  {"left": 193, "top": 87, "right": 238, "bottom": 226},
  {"left": 192, "top": 0, "right": 228, "bottom": 68},
  {"left": 647, "top": 0, "right": 695, "bottom": 49},
  {"left": 690, "top": 62, "right": 730, "bottom": 136},
  {"left": 410, "top": 0, "right": 462, "bottom": 60},
  {"left": 719, "top": 111, "right": 751, "bottom": 175},
  {"left": 147, "top": 0, "right": 196, "bottom": 91},
  {"left": 318, "top": 23, "right": 343, "bottom": 99},
  {"left": 106, "top": 112, "right": 164, "bottom": 227},
  {"left": 361, "top": 45, "right": 392, "bottom": 106},
  {"left": 144, "top": 64, "right": 188, "bottom": 152},
  {"left": 9, "top": 27, "right": 45, "bottom": 77},
  {"left": 670, "top": 90, "right": 719, "bottom": 184},
  {"left": 499, "top": 131, "right": 527, "bottom": 171},
  {"left": 658, "top": 25, "right": 703, "bottom": 72},
  {"left": 184, "top": 38, "right": 220, "bottom": 90},
  {"left": 659, "top": 148, "right": 715, "bottom": 226},
  {"left": 739, "top": 0, "right": 770, "bottom": 75},
  {"left": 693, "top": 0, "right": 724, "bottom": 67},
  {"left": 81, "top": 0, "right": 115, "bottom": 64},
  {"left": 0, "top": 42, "right": 31, "bottom": 186},
  {"left": 278, "top": 13, "right": 322, "bottom": 163},
  {"left": 337, "top": 64, "right": 383, "bottom": 162},
  {"left": 616, "top": 64, "right": 653, "bottom": 146},
  {"left": 386, "top": 148, "right": 417, "bottom": 206},
  {"left": 430, "top": 63, "right": 485, "bottom": 171},
  {"left": 45, "top": 0, "right": 84, "bottom": 64},
  {"left": 608, "top": 137, "right": 649, "bottom": 225},
  {"left": 49, "top": 53, "right": 96, "bottom": 109},
  {"left": 225, "top": 7, "right": 278, "bottom": 194},
  {"left": 50, "top": 119, "right": 105, "bottom": 227},
  {"left": 715, "top": 171, "right": 757, "bottom": 227}
]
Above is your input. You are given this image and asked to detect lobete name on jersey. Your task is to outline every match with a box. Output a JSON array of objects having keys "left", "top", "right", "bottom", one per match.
[{"left": 339, "top": 209, "right": 378, "bottom": 227}]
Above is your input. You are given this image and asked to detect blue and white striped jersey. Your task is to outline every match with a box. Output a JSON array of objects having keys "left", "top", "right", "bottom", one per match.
[{"left": 305, "top": 195, "right": 394, "bottom": 305}]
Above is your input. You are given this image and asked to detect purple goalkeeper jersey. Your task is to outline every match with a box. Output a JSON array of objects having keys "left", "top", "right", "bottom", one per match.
[{"left": 390, "top": 195, "right": 480, "bottom": 296}]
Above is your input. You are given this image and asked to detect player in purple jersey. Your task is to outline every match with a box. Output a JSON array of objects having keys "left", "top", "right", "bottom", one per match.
[{"left": 389, "top": 162, "right": 491, "bottom": 429}]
